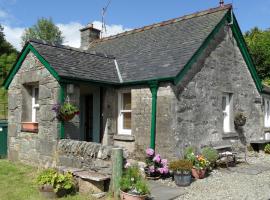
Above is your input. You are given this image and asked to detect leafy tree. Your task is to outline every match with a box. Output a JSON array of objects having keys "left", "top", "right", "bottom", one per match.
[
  {"left": 244, "top": 27, "right": 270, "bottom": 82},
  {"left": 0, "top": 25, "right": 17, "bottom": 55},
  {"left": 21, "top": 18, "right": 64, "bottom": 46}
]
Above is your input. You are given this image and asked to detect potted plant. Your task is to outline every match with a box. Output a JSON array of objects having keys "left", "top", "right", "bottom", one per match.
[
  {"left": 144, "top": 148, "right": 169, "bottom": 179},
  {"left": 120, "top": 165, "right": 150, "bottom": 200},
  {"left": 184, "top": 147, "right": 210, "bottom": 179},
  {"left": 191, "top": 155, "right": 210, "bottom": 179},
  {"left": 36, "top": 169, "right": 76, "bottom": 198},
  {"left": 52, "top": 102, "right": 79, "bottom": 122},
  {"left": 201, "top": 147, "right": 219, "bottom": 169},
  {"left": 234, "top": 112, "right": 247, "bottom": 127},
  {"left": 169, "top": 160, "right": 193, "bottom": 186}
]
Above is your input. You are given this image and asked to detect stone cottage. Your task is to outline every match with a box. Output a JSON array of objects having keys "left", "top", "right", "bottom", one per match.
[{"left": 4, "top": 4, "right": 270, "bottom": 169}]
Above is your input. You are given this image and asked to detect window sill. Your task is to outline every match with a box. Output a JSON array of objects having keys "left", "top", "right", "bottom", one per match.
[
  {"left": 113, "top": 135, "right": 135, "bottom": 142},
  {"left": 21, "top": 122, "right": 38, "bottom": 133},
  {"left": 222, "top": 132, "right": 238, "bottom": 139}
]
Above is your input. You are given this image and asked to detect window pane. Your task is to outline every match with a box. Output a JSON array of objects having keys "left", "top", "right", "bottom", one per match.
[
  {"left": 35, "top": 87, "right": 39, "bottom": 104},
  {"left": 123, "top": 112, "right": 131, "bottom": 129},
  {"left": 123, "top": 93, "right": 131, "bottom": 110}
]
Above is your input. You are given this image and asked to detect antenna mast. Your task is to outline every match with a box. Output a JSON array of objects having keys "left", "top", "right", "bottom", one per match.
[{"left": 101, "top": 0, "right": 112, "bottom": 38}]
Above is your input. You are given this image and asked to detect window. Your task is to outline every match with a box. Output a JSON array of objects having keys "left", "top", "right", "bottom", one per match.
[
  {"left": 118, "top": 92, "right": 132, "bottom": 135},
  {"left": 265, "top": 98, "right": 270, "bottom": 127},
  {"left": 31, "top": 86, "right": 39, "bottom": 122},
  {"left": 222, "top": 93, "right": 232, "bottom": 133}
]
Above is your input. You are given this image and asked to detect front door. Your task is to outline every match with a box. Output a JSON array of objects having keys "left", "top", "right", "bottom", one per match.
[{"left": 85, "top": 95, "right": 93, "bottom": 142}]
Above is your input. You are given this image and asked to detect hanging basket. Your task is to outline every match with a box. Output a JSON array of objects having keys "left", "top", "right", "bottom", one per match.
[
  {"left": 58, "top": 113, "right": 76, "bottom": 122},
  {"left": 234, "top": 112, "right": 246, "bottom": 127}
]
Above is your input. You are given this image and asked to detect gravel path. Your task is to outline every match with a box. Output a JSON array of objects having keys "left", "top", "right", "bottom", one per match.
[{"left": 159, "top": 153, "right": 270, "bottom": 200}]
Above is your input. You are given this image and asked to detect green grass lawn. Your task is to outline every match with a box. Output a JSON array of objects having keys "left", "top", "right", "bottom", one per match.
[{"left": 0, "top": 159, "right": 97, "bottom": 200}]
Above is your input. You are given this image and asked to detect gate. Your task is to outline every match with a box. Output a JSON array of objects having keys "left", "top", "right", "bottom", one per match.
[{"left": 0, "top": 120, "right": 7, "bottom": 158}]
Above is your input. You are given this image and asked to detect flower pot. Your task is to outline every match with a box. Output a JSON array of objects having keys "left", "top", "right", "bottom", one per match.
[
  {"left": 21, "top": 122, "right": 38, "bottom": 133},
  {"left": 39, "top": 185, "right": 56, "bottom": 199},
  {"left": 173, "top": 171, "right": 192, "bottom": 186},
  {"left": 120, "top": 190, "right": 148, "bottom": 200},
  {"left": 191, "top": 168, "right": 206, "bottom": 179}
]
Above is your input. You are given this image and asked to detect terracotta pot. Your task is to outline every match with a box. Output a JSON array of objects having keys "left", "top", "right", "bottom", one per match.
[
  {"left": 120, "top": 190, "right": 148, "bottom": 200},
  {"left": 39, "top": 185, "right": 56, "bottom": 199},
  {"left": 191, "top": 168, "right": 206, "bottom": 179},
  {"left": 21, "top": 122, "right": 38, "bottom": 133}
]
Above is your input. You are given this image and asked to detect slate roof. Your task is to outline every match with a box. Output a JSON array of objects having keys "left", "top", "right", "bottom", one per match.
[
  {"left": 25, "top": 5, "right": 231, "bottom": 85},
  {"left": 30, "top": 40, "right": 120, "bottom": 83},
  {"left": 90, "top": 5, "right": 231, "bottom": 83}
]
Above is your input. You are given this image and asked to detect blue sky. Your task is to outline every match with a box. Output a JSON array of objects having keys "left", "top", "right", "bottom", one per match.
[{"left": 0, "top": 0, "right": 270, "bottom": 50}]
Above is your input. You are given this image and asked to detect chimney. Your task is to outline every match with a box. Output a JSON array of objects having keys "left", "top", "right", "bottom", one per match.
[
  {"left": 219, "top": 0, "right": 224, "bottom": 7},
  {"left": 80, "top": 23, "right": 101, "bottom": 50}
]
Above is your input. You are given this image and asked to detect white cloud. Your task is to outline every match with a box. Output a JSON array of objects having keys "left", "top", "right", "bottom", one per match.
[
  {"left": 3, "top": 21, "right": 131, "bottom": 50},
  {"left": 3, "top": 25, "right": 24, "bottom": 50}
]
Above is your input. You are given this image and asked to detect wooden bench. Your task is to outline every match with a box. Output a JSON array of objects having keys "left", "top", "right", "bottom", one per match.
[{"left": 58, "top": 166, "right": 110, "bottom": 195}]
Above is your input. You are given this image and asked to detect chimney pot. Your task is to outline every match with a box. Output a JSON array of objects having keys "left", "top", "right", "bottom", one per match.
[
  {"left": 219, "top": 0, "right": 224, "bottom": 7},
  {"left": 80, "top": 23, "right": 101, "bottom": 50}
]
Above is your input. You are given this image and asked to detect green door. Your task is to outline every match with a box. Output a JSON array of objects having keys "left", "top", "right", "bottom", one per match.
[{"left": 0, "top": 121, "right": 7, "bottom": 158}]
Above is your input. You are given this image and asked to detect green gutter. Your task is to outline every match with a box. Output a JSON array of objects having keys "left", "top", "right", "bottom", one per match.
[
  {"left": 59, "top": 83, "right": 65, "bottom": 139},
  {"left": 149, "top": 81, "right": 158, "bottom": 150},
  {"left": 230, "top": 14, "right": 263, "bottom": 92}
]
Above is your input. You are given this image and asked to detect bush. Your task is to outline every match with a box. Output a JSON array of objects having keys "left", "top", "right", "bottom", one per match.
[
  {"left": 36, "top": 169, "right": 75, "bottom": 193},
  {"left": 169, "top": 160, "right": 193, "bottom": 172},
  {"left": 201, "top": 147, "right": 219, "bottom": 165},
  {"left": 264, "top": 144, "right": 270, "bottom": 154},
  {"left": 184, "top": 146, "right": 196, "bottom": 164},
  {"left": 120, "top": 165, "right": 150, "bottom": 196}
]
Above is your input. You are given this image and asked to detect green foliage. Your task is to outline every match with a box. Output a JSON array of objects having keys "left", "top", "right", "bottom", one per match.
[
  {"left": 201, "top": 147, "right": 219, "bottom": 165},
  {"left": 60, "top": 102, "right": 79, "bottom": 116},
  {"left": 264, "top": 144, "right": 270, "bottom": 154},
  {"left": 184, "top": 146, "right": 196, "bottom": 164},
  {"left": 0, "top": 25, "right": 17, "bottom": 55},
  {"left": 244, "top": 27, "right": 270, "bottom": 81},
  {"left": 120, "top": 165, "right": 150, "bottom": 195},
  {"left": 169, "top": 160, "right": 193, "bottom": 172},
  {"left": 234, "top": 112, "right": 247, "bottom": 127},
  {"left": 36, "top": 169, "right": 75, "bottom": 193},
  {"left": 0, "top": 53, "right": 17, "bottom": 81},
  {"left": 21, "top": 18, "right": 64, "bottom": 46}
]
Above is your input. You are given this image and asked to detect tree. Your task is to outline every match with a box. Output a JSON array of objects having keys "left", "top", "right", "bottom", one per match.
[
  {"left": 0, "top": 25, "right": 17, "bottom": 55},
  {"left": 244, "top": 27, "right": 270, "bottom": 83},
  {"left": 21, "top": 18, "right": 64, "bottom": 46}
]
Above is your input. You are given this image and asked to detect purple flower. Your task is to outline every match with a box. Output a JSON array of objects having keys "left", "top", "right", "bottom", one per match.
[
  {"left": 146, "top": 148, "right": 154, "bottom": 157},
  {"left": 52, "top": 103, "right": 60, "bottom": 112},
  {"left": 149, "top": 165, "right": 155, "bottom": 173},
  {"left": 161, "top": 159, "right": 167, "bottom": 166},
  {"left": 153, "top": 154, "right": 161, "bottom": 163}
]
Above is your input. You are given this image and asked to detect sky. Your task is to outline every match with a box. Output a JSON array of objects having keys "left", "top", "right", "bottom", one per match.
[{"left": 0, "top": 0, "right": 270, "bottom": 50}]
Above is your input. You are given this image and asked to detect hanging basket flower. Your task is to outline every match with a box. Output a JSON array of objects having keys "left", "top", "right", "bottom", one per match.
[
  {"left": 234, "top": 112, "right": 246, "bottom": 127},
  {"left": 52, "top": 102, "right": 79, "bottom": 122}
]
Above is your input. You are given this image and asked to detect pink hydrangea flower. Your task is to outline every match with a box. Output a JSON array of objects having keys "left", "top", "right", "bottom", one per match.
[
  {"left": 149, "top": 165, "right": 155, "bottom": 173},
  {"left": 161, "top": 159, "right": 167, "bottom": 166},
  {"left": 153, "top": 154, "right": 161, "bottom": 163},
  {"left": 162, "top": 166, "right": 169, "bottom": 174},
  {"left": 146, "top": 148, "right": 155, "bottom": 157},
  {"left": 157, "top": 168, "right": 164, "bottom": 174}
]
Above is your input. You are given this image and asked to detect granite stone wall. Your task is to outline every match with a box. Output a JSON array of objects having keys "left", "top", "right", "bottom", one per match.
[
  {"left": 57, "top": 139, "right": 112, "bottom": 175},
  {"left": 8, "top": 52, "right": 60, "bottom": 167}
]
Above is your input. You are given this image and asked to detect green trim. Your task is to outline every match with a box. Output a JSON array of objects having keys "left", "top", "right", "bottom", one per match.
[
  {"left": 3, "top": 43, "right": 60, "bottom": 89},
  {"left": 174, "top": 11, "right": 228, "bottom": 85},
  {"left": 149, "top": 81, "right": 158, "bottom": 150},
  {"left": 230, "top": 14, "right": 263, "bottom": 92},
  {"left": 59, "top": 83, "right": 65, "bottom": 139}
]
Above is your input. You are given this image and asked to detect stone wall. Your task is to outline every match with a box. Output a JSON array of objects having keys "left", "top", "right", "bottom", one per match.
[
  {"left": 171, "top": 25, "right": 264, "bottom": 157},
  {"left": 57, "top": 139, "right": 112, "bottom": 175},
  {"left": 8, "top": 52, "right": 60, "bottom": 166}
]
